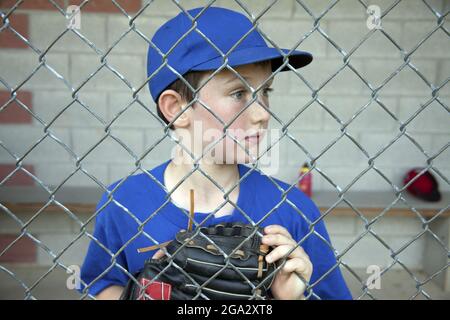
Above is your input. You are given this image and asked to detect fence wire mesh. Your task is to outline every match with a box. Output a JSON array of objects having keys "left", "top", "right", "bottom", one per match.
[{"left": 0, "top": 0, "right": 449, "bottom": 300}]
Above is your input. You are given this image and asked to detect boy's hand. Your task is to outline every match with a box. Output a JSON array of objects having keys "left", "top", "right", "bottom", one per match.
[{"left": 262, "top": 225, "right": 313, "bottom": 300}]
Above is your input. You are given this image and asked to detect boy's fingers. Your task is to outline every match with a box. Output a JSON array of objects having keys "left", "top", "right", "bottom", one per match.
[
  {"left": 264, "top": 225, "right": 292, "bottom": 239},
  {"left": 265, "top": 244, "right": 306, "bottom": 263},
  {"left": 262, "top": 233, "right": 296, "bottom": 247},
  {"left": 280, "top": 257, "right": 313, "bottom": 279}
]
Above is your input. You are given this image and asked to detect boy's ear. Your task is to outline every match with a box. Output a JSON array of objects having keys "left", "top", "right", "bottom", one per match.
[{"left": 157, "top": 89, "right": 191, "bottom": 128}]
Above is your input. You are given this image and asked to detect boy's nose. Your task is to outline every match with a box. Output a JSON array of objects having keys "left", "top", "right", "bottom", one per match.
[{"left": 249, "top": 97, "right": 271, "bottom": 124}]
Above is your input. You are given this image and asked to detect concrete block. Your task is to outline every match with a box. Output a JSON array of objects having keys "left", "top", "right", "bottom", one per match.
[
  {"left": 294, "top": 0, "right": 436, "bottom": 20},
  {"left": 321, "top": 95, "right": 397, "bottom": 132},
  {"left": 294, "top": 0, "right": 445, "bottom": 20},
  {"left": 271, "top": 70, "right": 294, "bottom": 94},
  {"left": 331, "top": 233, "right": 394, "bottom": 268},
  {"left": 445, "top": 0, "right": 450, "bottom": 13},
  {"left": 30, "top": 12, "right": 107, "bottom": 53},
  {"left": 355, "top": 216, "right": 424, "bottom": 237},
  {"left": 141, "top": 0, "right": 214, "bottom": 17},
  {"left": 324, "top": 215, "right": 356, "bottom": 236},
  {"left": 287, "top": 131, "right": 368, "bottom": 166},
  {"left": 331, "top": 233, "right": 424, "bottom": 270},
  {"left": 36, "top": 233, "right": 90, "bottom": 267},
  {"left": 70, "top": 53, "right": 145, "bottom": 90},
  {"left": 359, "top": 132, "right": 433, "bottom": 166},
  {"left": 33, "top": 90, "right": 108, "bottom": 127},
  {"left": 436, "top": 60, "right": 450, "bottom": 85},
  {"left": 327, "top": 21, "right": 403, "bottom": 58},
  {"left": 424, "top": 216, "right": 450, "bottom": 291},
  {"left": 293, "top": 0, "right": 337, "bottom": 19},
  {"left": 0, "top": 126, "right": 72, "bottom": 163},
  {"left": 108, "top": 92, "right": 161, "bottom": 129},
  {"left": 71, "top": 128, "right": 144, "bottom": 163},
  {"left": 270, "top": 94, "right": 323, "bottom": 129},
  {"left": 217, "top": 0, "right": 295, "bottom": 19},
  {"left": 0, "top": 51, "right": 69, "bottom": 89},
  {"left": 319, "top": 166, "right": 395, "bottom": 192},
  {"left": 291, "top": 58, "right": 365, "bottom": 94},
  {"left": 140, "top": 0, "right": 295, "bottom": 19},
  {"left": 398, "top": 97, "right": 450, "bottom": 133},
  {"left": 386, "top": 235, "right": 425, "bottom": 270},
  {"left": 382, "top": 0, "right": 445, "bottom": 19},
  {"left": 0, "top": 211, "right": 73, "bottom": 234},
  {"left": 360, "top": 58, "right": 438, "bottom": 95},
  {"left": 106, "top": 15, "right": 165, "bottom": 54},
  {"left": 34, "top": 162, "right": 108, "bottom": 188},
  {"left": 430, "top": 134, "right": 450, "bottom": 168},
  {"left": 258, "top": 19, "right": 327, "bottom": 57},
  {"left": 403, "top": 21, "right": 450, "bottom": 58}
]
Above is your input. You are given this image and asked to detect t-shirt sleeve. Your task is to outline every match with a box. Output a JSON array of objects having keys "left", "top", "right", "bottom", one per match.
[
  {"left": 78, "top": 190, "right": 130, "bottom": 297},
  {"left": 291, "top": 192, "right": 353, "bottom": 300}
]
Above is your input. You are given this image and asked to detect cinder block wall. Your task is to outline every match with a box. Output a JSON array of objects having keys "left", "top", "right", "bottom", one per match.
[{"left": 0, "top": 0, "right": 448, "bottom": 278}]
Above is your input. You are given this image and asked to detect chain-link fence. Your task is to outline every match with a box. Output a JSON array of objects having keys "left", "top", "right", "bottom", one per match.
[{"left": 0, "top": 0, "right": 449, "bottom": 300}]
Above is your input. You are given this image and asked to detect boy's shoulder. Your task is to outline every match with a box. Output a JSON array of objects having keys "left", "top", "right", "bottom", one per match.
[
  {"left": 104, "top": 161, "right": 169, "bottom": 195},
  {"left": 98, "top": 161, "right": 319, "bottom": 219},
  {"left": 95, "top": 161, "right": 169, "bottom": 215}
]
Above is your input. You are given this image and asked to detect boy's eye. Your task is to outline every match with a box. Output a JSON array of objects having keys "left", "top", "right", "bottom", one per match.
[
  {"left": 263, "top": 87, "right": 274, "bottom": 97},
  {"left": 231, "top": 90, "right": 247, "bottom": 101},
  {"left": 231, "top": 87, "right": 274, "bottom": 101}
]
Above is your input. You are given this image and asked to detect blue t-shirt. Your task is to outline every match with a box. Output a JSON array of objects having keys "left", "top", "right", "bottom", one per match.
[{"left": 79, "top": 159, "right": 352, "bottom": 300}]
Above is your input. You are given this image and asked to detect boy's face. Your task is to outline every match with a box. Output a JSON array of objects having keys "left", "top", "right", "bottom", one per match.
[{"left": 183, "top": 62, "right": 274, "bottom": 164}]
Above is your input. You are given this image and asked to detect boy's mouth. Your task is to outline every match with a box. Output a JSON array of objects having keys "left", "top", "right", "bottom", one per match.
[{"left": 243, "top": 131, "right": 264, "bottom": 145}]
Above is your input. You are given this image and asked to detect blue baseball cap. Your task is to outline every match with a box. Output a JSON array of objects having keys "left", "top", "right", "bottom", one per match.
[{"left": 147, "top": 6, "right": 313, "bottom": 103}]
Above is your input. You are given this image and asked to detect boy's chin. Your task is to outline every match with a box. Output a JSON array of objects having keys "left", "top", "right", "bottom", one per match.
[
  {"left": 224, "top": 154, "right": 259, "bottom": 165},
  {"left": 239, "top": 154, "right": 259, "bottom": 164},
  {"left": 202, "top": 145, "right": 260, "bottom": 165},
  {"left": 202, "top": 154, "right": 258, "bottom": 165}
]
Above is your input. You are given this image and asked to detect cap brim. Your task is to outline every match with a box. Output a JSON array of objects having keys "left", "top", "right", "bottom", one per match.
[{"left": 190, "top": 47, "right": 313, "bottom": 73}]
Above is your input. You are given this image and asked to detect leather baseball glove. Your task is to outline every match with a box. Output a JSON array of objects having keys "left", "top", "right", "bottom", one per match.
[{"left": 120, "top": 222, "right": 276, "bottom": 300}]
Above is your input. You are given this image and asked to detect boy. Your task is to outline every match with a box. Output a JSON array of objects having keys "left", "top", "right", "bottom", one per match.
[{"left": 79, "top": 6, "right": 352, "bottom": 300}]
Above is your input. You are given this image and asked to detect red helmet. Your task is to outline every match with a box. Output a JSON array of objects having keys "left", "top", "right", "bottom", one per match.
[{"left": 403, "top": 168, "right": 441, "bottom": 202}]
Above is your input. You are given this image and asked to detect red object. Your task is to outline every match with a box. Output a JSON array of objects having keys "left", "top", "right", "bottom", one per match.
[
  {"left": 0, "top": 164, "right": 35, "bottom": 186},
  {"left": 0, "top": 90, "right": 33, "bottom": 124},
  {"left": 403, "top": 168, "right": 441, "bottom": 202},
  {"left": 0, "top": 13, "right": 29, "bottom": 49},
  {"left": 138, "top": 278, "right": 172, "bottom": 300},
  {"left": 0, "top": 235, "right": 37, "bottom": 263},
  {"left": 298, "top": 162, "right": 312, "bottom": 197}
]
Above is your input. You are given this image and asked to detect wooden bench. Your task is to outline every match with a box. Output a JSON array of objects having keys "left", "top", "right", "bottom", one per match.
[{"left": 1, "top": 186, "right": 448, "bottom": 290}]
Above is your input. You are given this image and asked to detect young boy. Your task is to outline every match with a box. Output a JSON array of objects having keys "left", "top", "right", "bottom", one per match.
[{"left": 79, "top": 6, "right": 352, "bottom": 300}]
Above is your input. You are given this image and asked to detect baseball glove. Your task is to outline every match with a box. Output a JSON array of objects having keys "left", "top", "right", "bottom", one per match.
[{"left": 120, "top": 222, "right": 276, "bottom": 300}]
